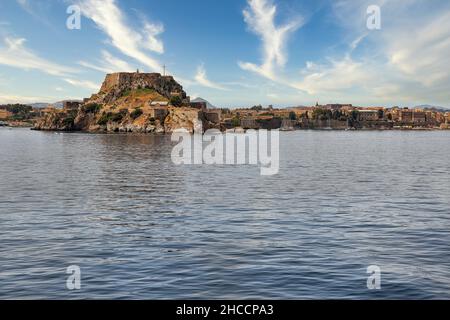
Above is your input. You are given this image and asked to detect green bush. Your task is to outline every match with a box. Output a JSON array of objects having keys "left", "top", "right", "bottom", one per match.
[
  {"left": 97, "top": 112, "right": 112, "bottom": 125},
  {"left": 63, "top": 116, "right": 75, "bottom": 127},
  {"left": 111, "top": 110, "right": 126, "bottom": 122},
  {"left": 83, "top": 103, "right": 102, "bottom": 114},
  {"left": 130, "top": 108, "right": 143, "bottom": 120},
  {"left": 170, "top": 96, "right": 183, "bottom": 107},
  {"left": 97, "top": 110, "right": 126, "bottom": 125},
  {"left": 289, "top": 111, "right": 297, "bottom": 121},
  {"left": 1, "top": 104, "right": 33, "bottom": 120}
]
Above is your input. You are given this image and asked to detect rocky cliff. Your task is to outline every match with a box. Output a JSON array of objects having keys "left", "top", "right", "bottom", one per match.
[{"left": 35, "top": 72, "right": 219, "bottom": 133}]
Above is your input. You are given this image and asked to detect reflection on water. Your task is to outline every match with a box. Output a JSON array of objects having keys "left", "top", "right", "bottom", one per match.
[{"left": 1, "top": 128, "right": 450, "bottom": 299}]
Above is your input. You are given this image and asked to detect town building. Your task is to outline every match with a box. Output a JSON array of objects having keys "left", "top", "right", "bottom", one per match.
[
  {"left": 190, "top": 101, "right": 207, "bottom": 110},
  {"left": 324, "top": 104, "right": 353, "bottom": 110},
  {"left": 204, "top": 110, "right": 222, "bottom": 124},
  {"left": 413, "top": 111, "right": 426, "bottom": 124},
  {"left": 233, "top": 109, "right": 258, "bottom": 117},
  {"left": 149, "top": 106, "right": 169, "bottom": 122},
  {"left": 390, "top": 107, "right": 401, "bottom": 121},
  {"left": 358, "top": 110, "right": 379, "bottom": 121},
  {"left": 399, "top": 109, "right": 414, "bottom": 122},
  {"left": 63, "top": 101, "right": 81, "bottom": 110},
  {"left": 240, "top": 117, "right": 259, "bottom": 129}
]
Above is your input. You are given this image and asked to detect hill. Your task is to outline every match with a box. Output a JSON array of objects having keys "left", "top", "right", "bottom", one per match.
[{"left": 34, "top": 72, "right": 217, "bottom": 134}]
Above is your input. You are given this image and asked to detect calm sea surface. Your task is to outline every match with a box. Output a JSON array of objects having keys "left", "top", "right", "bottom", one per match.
[{"left": 1, "top": 128, "right": 450, "bottom": 299}]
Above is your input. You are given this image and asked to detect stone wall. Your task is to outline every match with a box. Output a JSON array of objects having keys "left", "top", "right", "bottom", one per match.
[{"left": 96, "top": 72, "right": 188, "bottom": 105}]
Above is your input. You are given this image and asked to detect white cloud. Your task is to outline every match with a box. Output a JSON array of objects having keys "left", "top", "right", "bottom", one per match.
[
  {"left": 16, "top": 0, "right": 32, "bottom": 13},
  {"left": 0, "top": 37, "right": 76, "bottom": 76},
  {"left": 78, "top": 0, "right": 163, "bottom": 72},
  {"left": 194, "top": 64, "right": 228, "bottom": 91},
  {"left": 350, "top": 34, "right": 367, "bottom": 51},
  {"left": 238, "top": 0, "right": 303, "bottom": 80},
  {"left": 79, "top": 50, "right": 135, "bottom": 74},
  {"left": 64, "top": 78, "right": 100, "bottom": 91},
  {"left": 293, "top": 56, "right": 371, "bottom": 95},
  {"left": 142, "top": 22, "right": 164, "bottom": 54},
  {"left": 387, "top": 10, "right": 450, "bottom": 87},
  {"left": 328, "top": 0, "right": 450, "bottom": 104}
]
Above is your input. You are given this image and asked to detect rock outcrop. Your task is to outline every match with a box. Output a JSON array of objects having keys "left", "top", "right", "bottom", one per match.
[
  {"left": 164, "top": 108, "right": 204, "bottom": 133},
  {"left": 34, "top": 110, "right": 77, "bottom": 131},
  {"left": 34, "top": 72, "right": 220, "bottom": 133}
]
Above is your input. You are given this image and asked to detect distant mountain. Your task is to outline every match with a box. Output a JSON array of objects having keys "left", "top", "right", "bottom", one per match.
[
  {"left": 415, "top": 104, "right": 449, "bottom": 111},
  {"left": 191, "top": 97, "right": 217, "bottom": 109},
  {"left": 29, "top": 103, "right": 51, "bottom": 109},
  {"left": 29, "top": 100, "right": 82, "bottom": 109}
]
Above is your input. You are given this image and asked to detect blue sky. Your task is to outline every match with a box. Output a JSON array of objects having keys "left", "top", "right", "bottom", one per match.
[{"left": 0, "top": 0, "right": 449, "bottom": 108}]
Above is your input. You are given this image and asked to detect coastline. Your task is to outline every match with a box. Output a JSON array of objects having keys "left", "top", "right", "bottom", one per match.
[{"left": 23, "top": 125, "right": 450, "bottom": 134}]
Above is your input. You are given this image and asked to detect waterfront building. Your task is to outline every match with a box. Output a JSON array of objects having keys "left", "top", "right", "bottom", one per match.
[
  {"left": 400, "top": 109, "right": 414, "bottom": 122},
  {"left": 413, "top": 111, "right": 427, "bottom": 124},
  {"left": 358, "top": 110, "right": 379, "bottom": 121},
  {"left": 240, "top": 117, "right": 259, "bottom": 129}
]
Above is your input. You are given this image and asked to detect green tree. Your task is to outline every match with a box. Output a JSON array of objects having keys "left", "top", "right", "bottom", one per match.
[
  {"left": 82, "top": 103, "right": 102, "bottom": 114},
  {"left": 170, "top": 96, "right": 182, "bottom": 107},
  {"left": 289, "top": 111, "right": 297, "bottom": 121},
  {"left": 130, "top": 108, "right": 143, "bottom": 120},
  {"left": 231, "top": 117, "right": 240, "bottom": 127}
]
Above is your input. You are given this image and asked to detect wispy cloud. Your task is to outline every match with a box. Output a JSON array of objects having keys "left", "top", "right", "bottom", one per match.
[
  {"left": 16, "top": 0, "right": 33, "bottom": 14},
  {"left": 387, "top": 10, "right": 450, "bottom": 87},
  {"left": 78, "top": 0, "right": 164, "bottom": 72},
  {"left": 142, "top": 22, "right": 164, "bottom": 54},
  {"left": 293, "top": 56, "right": 371, "bottom": 95},
  {"left": 64, "top": 78, "right": 100, "bottom": 91},
  {"left": 0, "top": 92, "right": 56, "bottom": 104},
  {"left": 79, "top": 50, "right": 135, "bottom": 73},
  {"left": 194, "top": 64, "right": 228, "bottom": 90},
  {"left": 311, "top": 0, "right": 450, "bottom": 105},
  {"left": 238, "top": 0, "right": 303, "bottom": 80},
  {"left": 15, "top": 0, "right": 54, "bottom": 27},
  {"left": 0, "top": 37, "right": 76, "bottom": 76}
]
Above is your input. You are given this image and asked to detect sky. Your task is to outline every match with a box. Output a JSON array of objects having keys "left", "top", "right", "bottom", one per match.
[{"left": 0, "top": 0, "right": 449, "bottom": 108}]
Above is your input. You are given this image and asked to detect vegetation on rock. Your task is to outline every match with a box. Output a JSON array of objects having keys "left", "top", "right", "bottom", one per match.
[
  {"left": 170, "top": 96, "right": 183, "bottom": 107},
  {"left": 130, "top": 107, "right": 143, "bottom": 120},
  {"left": 82, "top": 103, "right": 102, "bottom": 114}
]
